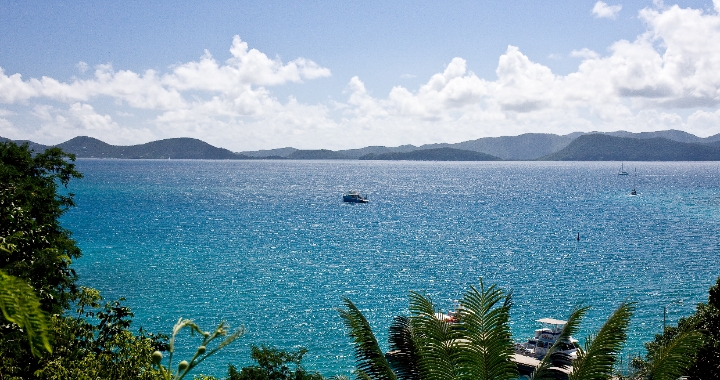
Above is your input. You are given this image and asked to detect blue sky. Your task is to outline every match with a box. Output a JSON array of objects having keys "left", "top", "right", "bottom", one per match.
[{"left": 1, "top": 0, "right": 718, "bottom": 150}]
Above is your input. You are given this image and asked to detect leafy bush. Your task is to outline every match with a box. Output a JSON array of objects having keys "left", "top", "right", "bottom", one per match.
[
  {"left": 227, "top": 345, "right": 325, "bottom": 380},
  {"left": 632, "top": 277, "right": 720, "bottom": 379}
]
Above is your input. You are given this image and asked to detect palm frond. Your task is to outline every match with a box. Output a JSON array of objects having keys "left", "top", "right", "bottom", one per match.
[
  {"left": 387, "top": 315, "right": 421, "bottom": 380},
  {"left": 642, "top": 329, "right": 702, "bottom": 380},
  {"left": 570, "top": 302, "right": 635, "bottom": 380},
  {"left": 531, "top": 305, "right": 590, "bottom": 380},
  {"left": 408, "top": 291, "right": 460, "bottom": 380},
  {"left": 338, "top": 298, "right": 397, "bottom": 380},
  {"left": 0, "top": 269, "right": 53, "bottom": 356},
  {"left": 455, "top": 279, "right": 518, "bottom": 380}
]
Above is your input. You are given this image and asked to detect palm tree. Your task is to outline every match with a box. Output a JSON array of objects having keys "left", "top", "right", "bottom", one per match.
[
  {"left": 630, "top": 329, "right": 703, "bottom": 380},
  {"left": 0, "top": 268, "right": 53, "bottom": 357},
  {"left": 532, "top": 301, "right": 701, "bottom": 380},
  {"left": 530, "top": 305, "right": 590, "bottom": 380},
  {"left": 341, "top": 279, "right": 701, "bottom": 380},
  {"left": 338, "top": 297, "right": 397, "bottom": 380},
  {"left": 386, "top": 315, "right": 420, "bottom": 380},
  {"left": 338, "top": 279, "right": 518, "bottom": 380},
  {"left": 530, "top": 302, "right": 635, "bottom": 380},
  {"left": 569, "top": 302, "right": 636, "bottom": 380}
]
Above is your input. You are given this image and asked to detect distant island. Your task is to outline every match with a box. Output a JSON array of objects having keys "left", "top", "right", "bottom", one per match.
[
  {"left": 3, "top": 136, "right": 246, "bottom": 160},
  {"left": 542, "top": 134, "right": 720, "bottom": 161},
  {"left": 3, "top": 129, "right": 720, "bottom": 161},
  {"left": 358, "top": 147, "right": 502, "bottom": 161}
]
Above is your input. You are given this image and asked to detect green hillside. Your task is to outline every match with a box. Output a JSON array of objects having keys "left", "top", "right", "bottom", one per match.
[
  {"left": 542, "top": 134, "right": 720, "bottom": 161},
  {"left": 52, "top": 136, "right": 245, "bottom": 159}
]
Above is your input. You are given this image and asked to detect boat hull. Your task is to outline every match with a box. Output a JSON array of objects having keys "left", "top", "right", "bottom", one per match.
[
  {"left": 343, "top": 191, "right": 369, "bottom": 203},
  {"left": 343, "top": 196, "right": 368, "bottom": 203}
]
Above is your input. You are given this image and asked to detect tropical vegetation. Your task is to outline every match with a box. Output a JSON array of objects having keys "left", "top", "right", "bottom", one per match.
[
  {"left": 152, "top": 317, "right": 245, "bottom": 380},
  {"left": 0, "top": 141, "right": 168, "bottom": 378},
  {"left": 630, "top": 276, "right": 720, "bottom": 379},
  {"left": 0, "top": 140, "right": 717, "bottom": 379},
  {"left": 338, "top": 280, "right": 707, "bottom": 380},
  {"left": 225, "top": 345, "right": 326, "bottom": 380},
  {"left": 0, "top": 267, "right": 52, "bottom": 358}
]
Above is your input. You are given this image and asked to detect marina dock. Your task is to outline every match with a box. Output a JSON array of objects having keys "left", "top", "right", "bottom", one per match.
[{"left": 513, "top": 353, "right": 572, "bottom": 379}]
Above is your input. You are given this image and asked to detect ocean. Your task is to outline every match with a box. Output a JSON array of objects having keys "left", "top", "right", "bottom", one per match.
[{"left": 61, "top": 159, "right": 720, "bottom": 377}]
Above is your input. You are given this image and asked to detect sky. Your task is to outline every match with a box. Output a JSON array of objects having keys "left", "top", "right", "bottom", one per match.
[{"left": 1, "top": 0, "right": 719, "bottom": 151}]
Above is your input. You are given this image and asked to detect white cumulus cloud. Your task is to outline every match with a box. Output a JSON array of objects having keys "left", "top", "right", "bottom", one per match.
[
  {"left": 0, "top": 37, "right": 333, "bottom": 148},
  {"left": 327, "top": 2, "right": 720, "bottom": 146},
  {"left": 68, "top": 103, "right": 117, "bottom": 131},
  {"left": 570, "top": 48, "right": 600, "bottom": 60},
  {"left": 162, "top": 36, "right": 331, "bottom": 91},
  {"left": 387, "top": 58, "right": 487, "bottom": 120},
  {"left": 2, "top": 2, "right": 720, "bottom": 150},
  {"left": 593, "top": 1, "right": 623, "bottom": 19}
]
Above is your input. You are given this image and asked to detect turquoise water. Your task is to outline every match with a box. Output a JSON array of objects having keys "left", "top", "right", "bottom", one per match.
[{"left": 62, "top": 160, "right": 720, "bottom": 377}]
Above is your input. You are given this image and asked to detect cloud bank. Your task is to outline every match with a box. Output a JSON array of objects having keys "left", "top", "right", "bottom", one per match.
[{"left": 2, "top": 3, "right": 720, "bottom": 151}]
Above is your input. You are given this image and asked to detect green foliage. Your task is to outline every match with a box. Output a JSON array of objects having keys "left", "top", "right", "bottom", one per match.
[
  {"left": 0, "top": 141, "right": 84, "bottom": 377},
  {"left": 569, "top": 302, "right": 635, "bottom": 380},
  {"left": 341, "top": 282, "right": 681, "bottom": 380},
  {"left": 634, "top": 329, "right": 702, "bottom": 380},
  {"left": 530, "top": 301, "right": 697, "bottom": 380},
  {"left": 1, "top": 142, "right": 167, "bottom": 379},
  {"left": 633, "top": 276, "right": 720, "bottom": 379},
  {"left": 339, "top": 298, "right": 397, "bottom": 380},
  {"left": 227, "top": 345, "right": 325, "bottom": 380},
  {"left": 32, "top": 287, "right": 166, "bottom": 379},
  {"left": 407, "top": 292, "right": 459, "bottom": 380},
  {"left": 0, "top": 142, "right": 241, "bottom": 379},
  {"left": 0, "top": 267, "right": 52, "bottom": 356},
  {"left": 386, "top": 316, "right": 420, "bottom": 380},
  {"left": 339, "top": 279, "right": 518, "bottom": 380},
  {"left": 452, "top": 282, "right": 517, "bottom": 380},
  {"left": 153, "top": 317, "right": 245, "bottom": 380},
  {"left": 0, "top": 141, "right": 83, "bottom": 313},
  {"left": 531, "top": 305, "right": 590, "bottom": 380}
]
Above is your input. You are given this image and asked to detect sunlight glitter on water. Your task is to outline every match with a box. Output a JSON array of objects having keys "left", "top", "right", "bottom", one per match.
[{"left": 64, "top": 160, "right": 720, "bottom": 377}]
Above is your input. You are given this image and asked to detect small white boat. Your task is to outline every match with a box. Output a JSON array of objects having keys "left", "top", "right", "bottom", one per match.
[
  {"left": 343, "top": 191, "right": 368, "bottom": 203},
  {"left": 618, "top": 163, "right": 629, "bottom": 175},
  {"left": 515, "top": 318, "right": 579, "bottom": 362}
]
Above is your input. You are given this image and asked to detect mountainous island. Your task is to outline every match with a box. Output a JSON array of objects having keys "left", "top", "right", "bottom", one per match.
[
  {"left": 3, "top": 129, "right": 720, "bottom": 161},
  {"left": 1, "top": 136, "right": 245, "bottom": 160},
  {"left": 542, "top": 134, "right": 720, "bottom": 161}
]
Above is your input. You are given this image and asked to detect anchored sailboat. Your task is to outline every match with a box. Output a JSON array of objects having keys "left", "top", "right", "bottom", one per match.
[{"left": 618, "top": 163, "right": 629, "bottom": 176}]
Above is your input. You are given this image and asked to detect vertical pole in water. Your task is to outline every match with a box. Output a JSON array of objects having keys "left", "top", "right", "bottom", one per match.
[{"left": 663, "top": 306, "right": 667, "bottom": 332}]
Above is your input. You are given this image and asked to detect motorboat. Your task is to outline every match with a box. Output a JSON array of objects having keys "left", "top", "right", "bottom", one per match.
[
  {"left": 515, "top": 318, "right": 579, "bottom": 362},
  {"left": 429, "top": 311, "right": 576, "bottom": 376},
  {"left": 343, "top": 191, "right": 368, "bottom": 203}
]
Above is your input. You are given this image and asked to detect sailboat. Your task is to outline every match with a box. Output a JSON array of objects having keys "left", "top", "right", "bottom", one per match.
[
  {"left": 618, "top": 163, "right": 629, "bottom": 176},
  {"left": 630, "top": 168, "right": 637, "bottom": 196}
]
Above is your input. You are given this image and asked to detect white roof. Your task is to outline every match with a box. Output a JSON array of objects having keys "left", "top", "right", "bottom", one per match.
[{"left": 537, "top": 318, "right": 567, "bottom": 325}]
